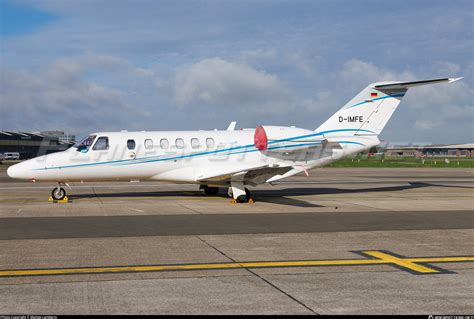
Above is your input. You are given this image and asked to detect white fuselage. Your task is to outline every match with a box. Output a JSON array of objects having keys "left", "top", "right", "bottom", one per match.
[{"left": 7, "top": 126, "right": 377, "bottom": 185}]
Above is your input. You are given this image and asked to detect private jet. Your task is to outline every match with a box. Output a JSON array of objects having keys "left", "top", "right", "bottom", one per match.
[{"left": 7, "top": 77, "right": 461, "bottom": 202}]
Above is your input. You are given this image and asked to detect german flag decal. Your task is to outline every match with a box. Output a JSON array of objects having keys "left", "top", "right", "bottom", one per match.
[{"left": 371, "top": 92, "right": 378, "bottom": 97}]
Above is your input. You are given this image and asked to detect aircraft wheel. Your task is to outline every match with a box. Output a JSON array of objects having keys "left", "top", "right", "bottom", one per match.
[
  {"left": 236, "top": 194, "right": 249, "bottom": 203},
  {"left": 203, "top": 186, "right": 219, "bottom": 195},
  {"left": 236, "top": 188, "right": 252, "bottom": 203},
  {"left": 51, "top": 187, "right": 66, "bottom": 200}
]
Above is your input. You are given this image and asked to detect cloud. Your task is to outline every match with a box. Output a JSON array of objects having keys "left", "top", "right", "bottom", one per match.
[
  {"left": 1, "top": 0, "right": 472, "bottom": 143},
  {"left": 415, "top": 119, "right": 440, "bottom": 130},
  {"left": 336, "top": 59, "right": 473, "bottom": 140},
  {"left": 174, "top": 58, "right": 289, "bottom": 111},
  {"left": 1, "top": 54, "right": 471, "bottom": 144},
  {"left": 82, "top": 52, "right": 127, "bottom": 71},
  {"left": 339, "top": 59, "right": 417, "bottom": 90},
  {"left": 0, "top": 58, "right": 147, "bottom": 134},
  {"left": 340, "top": 59, "right": 471, "bottom": 112}
]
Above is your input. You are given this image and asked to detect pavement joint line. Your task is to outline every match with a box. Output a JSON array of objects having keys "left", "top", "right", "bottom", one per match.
[
  {"left": 1, "top": 250, "right": 473, "bottom": 278},
  {"left": 91, "top": 186, "right": 103, "bottom": 204},
  {"left": 178, "top": 203, "right": 204, "bottom": 215},
  {"left": 194, "top": 235, "right": 319, "bottom": 315},
  {"left": 333, "top": 199, "right": 393, "bottom": 212}
]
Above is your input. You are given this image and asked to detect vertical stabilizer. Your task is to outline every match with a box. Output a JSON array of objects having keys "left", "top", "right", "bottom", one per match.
[{"left": 315, "top": 78, "right": 462, "bottom": 137}]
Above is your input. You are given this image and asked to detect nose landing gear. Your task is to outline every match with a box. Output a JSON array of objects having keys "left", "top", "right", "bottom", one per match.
[{"left": 50, "top": 184, "right": 67, "bottom": 201}]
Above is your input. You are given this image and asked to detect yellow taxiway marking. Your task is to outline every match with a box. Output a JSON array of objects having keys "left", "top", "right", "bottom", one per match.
[
  {"left": 0, "top": 250, "right": 473, "bottom": 278},
  {"left": 363, "top": 251, "right": 440, "bottom": 274}
]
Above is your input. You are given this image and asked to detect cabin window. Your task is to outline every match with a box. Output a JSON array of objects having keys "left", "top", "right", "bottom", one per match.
[
  {"left": 74, "top": 135, "right": 96, "bottom": 153},
  {"left": 175, "top": 138, "right": 184, "bottom": 149},
  {"left": 144, "top": 139, "right": 153, "bottom": 150},
  {"left": 191, "top": 138, "right": 200, "bottom": 149},
  {"left": 127, "top": 139, "right": 136, "bottom": 150},
  {"left": 92, "top": 136, "right": 109, "bottom": 151},
  {"left": 206, "top": 138, "right": 215, "bottom": 148},
  {"left": 160, "top": 139, "right": 169, "bottom": 149}
]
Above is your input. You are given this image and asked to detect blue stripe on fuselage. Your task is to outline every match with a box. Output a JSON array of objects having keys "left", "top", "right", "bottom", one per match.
[{"left": 33, "top": 129, "right": 371, "bottom": 171}]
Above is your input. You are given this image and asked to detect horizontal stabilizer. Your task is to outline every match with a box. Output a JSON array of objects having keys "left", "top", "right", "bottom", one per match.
[{"left": 374, "top": 77, "right": 462, "bottom": 90}]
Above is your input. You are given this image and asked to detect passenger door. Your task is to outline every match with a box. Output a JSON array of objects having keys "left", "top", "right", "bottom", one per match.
[{"left": 126, "top": 139, "right": 137, "bottom": 160}]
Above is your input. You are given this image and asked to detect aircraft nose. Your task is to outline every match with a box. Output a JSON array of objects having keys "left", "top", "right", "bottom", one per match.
[
  {"left": 7, "top": 163, "right": 19, "bottom": 178},
  {"left": 7, "top": 162, "right": 28, "bottom": 179}
]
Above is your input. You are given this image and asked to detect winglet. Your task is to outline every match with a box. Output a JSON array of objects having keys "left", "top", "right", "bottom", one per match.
[{"left": 227, "top": 121, "right": 237, "bottom": 131}]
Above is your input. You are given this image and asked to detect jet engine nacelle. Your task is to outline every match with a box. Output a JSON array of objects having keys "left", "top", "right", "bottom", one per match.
[{"left": 254, "top": 125, "right": 318, "bottom": 151}]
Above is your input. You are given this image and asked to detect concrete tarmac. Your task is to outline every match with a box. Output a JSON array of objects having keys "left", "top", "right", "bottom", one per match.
[
  {"left": 0, "top": 166, "right": 473, "bottom": 314},
  {"left": 0, "top": 210, "right": 472, "bottom": 240}
]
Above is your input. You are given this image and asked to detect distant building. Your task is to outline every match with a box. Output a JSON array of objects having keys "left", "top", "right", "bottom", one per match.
[
  {"left": 384, "top": 144, "right": 474, "bottom": 158},
  {"left": 0, "top": 131, "right": 75, "bottom": 159},
  {"left": 38, "top": 131, "right": 76, "bottom": 143}
]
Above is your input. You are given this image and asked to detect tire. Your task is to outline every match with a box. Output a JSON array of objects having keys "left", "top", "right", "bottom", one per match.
[
  {"left": 236, "top": 194, "right": 249, "bottom": 203},
  {"left": 233, "top": 188, "right": 252, "bottom": 203},
  {"left": 51, "top": 187, "right": 66, "bottom": 200},
  {"left": 204, "top": 186, "right": 219, "bottom": 195}
]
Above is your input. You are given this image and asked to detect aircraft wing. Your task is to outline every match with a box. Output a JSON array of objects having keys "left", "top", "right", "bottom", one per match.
[
  {"left": 197, "top": 140, "right": 344, "bottom": 185},
  {"left": 196, "top": 164, "right": 293, "bottom": 185},
  {"left": 196, "top": 165, "right": 266, "bottom": 183},
  {"left": 197, "top": 139, "right": 345, "bottom": 184}
]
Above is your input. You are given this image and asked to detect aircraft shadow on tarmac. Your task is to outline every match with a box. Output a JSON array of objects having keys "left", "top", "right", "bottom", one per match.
[
  {"left": 252, "top": 182, "right": 472, "bottom": 206},
  {"left": 69, "top": 182, "right": 471, "bottom": 207}
]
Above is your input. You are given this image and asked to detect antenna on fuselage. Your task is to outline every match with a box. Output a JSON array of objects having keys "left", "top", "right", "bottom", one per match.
[{"left": 226, "top": 121, "right": 237, "bottom": 131}]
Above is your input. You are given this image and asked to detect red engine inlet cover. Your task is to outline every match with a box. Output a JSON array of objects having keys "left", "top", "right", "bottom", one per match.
[{"left": 254, "top": 126, "right": 268, "bottom": 150}]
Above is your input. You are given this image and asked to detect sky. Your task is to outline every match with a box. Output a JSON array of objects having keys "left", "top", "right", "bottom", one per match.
[{"left": 0, "top": 0, "right": 473, "bottom": 144}]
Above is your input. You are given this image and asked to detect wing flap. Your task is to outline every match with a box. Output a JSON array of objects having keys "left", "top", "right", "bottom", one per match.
[
  {"left": 196, "top": 164, "right": 269, "bottom": 183},
  {"left": 196, "top": 164, "right": 294, "bottom": 185}
]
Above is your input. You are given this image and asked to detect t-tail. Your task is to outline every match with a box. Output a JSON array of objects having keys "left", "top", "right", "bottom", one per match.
[{"left": 316, "top": 77, "right": 462, "bottom": 137}]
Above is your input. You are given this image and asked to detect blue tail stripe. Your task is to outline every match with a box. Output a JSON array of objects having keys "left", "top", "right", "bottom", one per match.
[{"left": 349, "top": 93, "right": 405, "bottom": 108}]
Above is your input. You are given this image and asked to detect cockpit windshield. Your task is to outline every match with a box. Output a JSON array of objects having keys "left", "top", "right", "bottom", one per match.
[{"left": 74, "top": 135, "right": 97, "bottom": 153}]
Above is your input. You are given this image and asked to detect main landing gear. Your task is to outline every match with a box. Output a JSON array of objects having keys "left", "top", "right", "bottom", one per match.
[
  {"left": 51, "top": 184, "right": 67, "bottom": 201},
  {"left": 228, "top": 181, "right": 253, "bottom": 204},
  {"left": 200, "top": 183, "right": 254, "bottom": 203}
]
